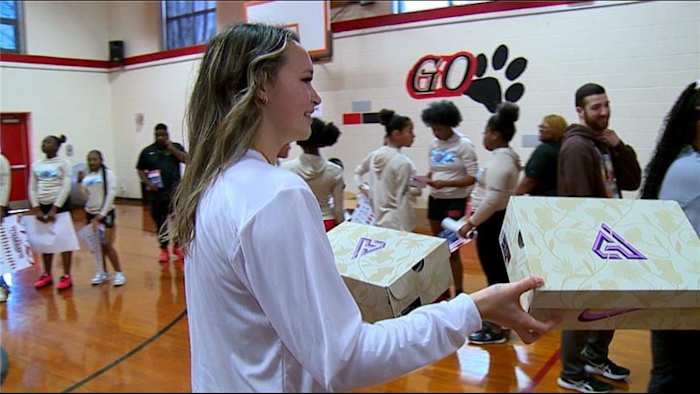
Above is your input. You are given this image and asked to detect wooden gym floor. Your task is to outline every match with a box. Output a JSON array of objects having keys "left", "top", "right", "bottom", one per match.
[{"left": 1, "top": 203, "right": 653, "bottom": 392}]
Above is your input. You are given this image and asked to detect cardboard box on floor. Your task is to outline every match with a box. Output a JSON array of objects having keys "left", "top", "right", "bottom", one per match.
[
  {"left": 327, "top": 222, "right": 452, "bottom": 323},
  {"left": 500, "top": 197, "right": 700, "bottom": 329}
]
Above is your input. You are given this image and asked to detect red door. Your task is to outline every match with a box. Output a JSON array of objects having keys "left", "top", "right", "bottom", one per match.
[{"left": 0, "top": 113, "right": 32, "bottom": 204}]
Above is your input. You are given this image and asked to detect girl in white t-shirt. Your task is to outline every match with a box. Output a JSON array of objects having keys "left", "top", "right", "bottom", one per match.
[
  {"left": 29, "top": 134, "right": 75, "bottom": 290},
  {"left": 283, "top": 118, "right": 345, "bottom": 231},
  {"left": 169, "top": 23, "right": 555, "bottom": 392},
  {"left": 78, "top": 150, "right": 125, "bottom": 286},
  {"left": 421, "top": 100, "right": 478, "bottom": 297}
]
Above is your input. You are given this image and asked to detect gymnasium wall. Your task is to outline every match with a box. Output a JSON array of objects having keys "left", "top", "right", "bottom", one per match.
[{"left": 2, "top": 1, "right": 698, "bottom": 202}]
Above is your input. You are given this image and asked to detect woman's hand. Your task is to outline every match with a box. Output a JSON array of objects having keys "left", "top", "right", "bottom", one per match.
[{"left": 471, "top": 276, "right": 561, "bottom": 344}]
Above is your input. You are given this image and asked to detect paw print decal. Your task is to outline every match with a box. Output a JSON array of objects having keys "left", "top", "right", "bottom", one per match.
[{"left": 464, "top": 44, "right": 527, "bottom": 113}]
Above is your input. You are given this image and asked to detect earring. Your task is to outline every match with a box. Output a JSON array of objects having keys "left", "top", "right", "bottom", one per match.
[{"left": 259, "top": 95, "right": 268, "bottom": 105}]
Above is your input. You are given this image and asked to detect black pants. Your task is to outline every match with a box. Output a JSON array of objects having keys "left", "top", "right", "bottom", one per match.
[
  {"left": 560, "top": 330, "right": 615, "bottom": 379},
  {"left": 475, "top": 210, "right": 509, "bottom": 286},
  {"left": 149, "top": 191, "right": 173, "bottom": 249},
  {"left": 648, "top": 330, "right": 700, "bottom": 392}
]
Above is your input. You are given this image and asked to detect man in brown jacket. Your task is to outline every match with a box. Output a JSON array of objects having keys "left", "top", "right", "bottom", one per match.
[{"left": 556, "top": 83, "right": 641, "bottom": 393}]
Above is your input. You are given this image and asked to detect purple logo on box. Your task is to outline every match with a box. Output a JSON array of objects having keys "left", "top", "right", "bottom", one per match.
[
  {"left": 592, "top": 223, "right": 646, "bottom": 260},
  {"left": 352, "top": 237, "right": 386, "bottom": 259}
]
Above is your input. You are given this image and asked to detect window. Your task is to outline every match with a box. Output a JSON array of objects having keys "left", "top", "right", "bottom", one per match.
[
  {"left": 394, "top": 0, "right": 489, "bottom": 14},
  {"left": 0, "top": 0, "right": 22, "bottom": 53},
  {"left": 162, "top": 1, "right": 217, "bottom": 50}
]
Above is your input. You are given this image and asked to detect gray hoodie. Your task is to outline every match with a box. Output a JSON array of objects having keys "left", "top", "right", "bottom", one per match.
[
  {"left": 470, "top": 147, "right": 521, "bottom": 226},
  {"left": 283, "top": 153, "right": 345, "bottom": 222},
  {"left": 368, "top": 146, "right": 421, "bottom": 231}
]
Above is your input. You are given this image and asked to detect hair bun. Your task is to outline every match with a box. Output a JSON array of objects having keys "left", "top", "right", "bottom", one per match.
[
  {"left": 496, "top": 102, "right": 519, "bottom": 123},
  {"left": 378, "top": 109, "right": 395, "bottom": 126},
  {"left": 58, "top": 134, "right": 67, "bottom": 143}
]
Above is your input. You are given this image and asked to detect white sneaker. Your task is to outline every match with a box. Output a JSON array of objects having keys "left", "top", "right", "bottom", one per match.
[
  {"left": 0, "top": 287, "right": 8, "bottom": 302},
  {"left": 112, "top": 272, "right": 126, "bottom": 287},
  {"left": 91, "top": 272, "right": 109, "bottom": 285}
]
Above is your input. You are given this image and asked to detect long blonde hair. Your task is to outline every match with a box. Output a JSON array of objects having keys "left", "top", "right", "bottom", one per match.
[{"left": 172, "top": 24, "right": 298, "bottom": 249}]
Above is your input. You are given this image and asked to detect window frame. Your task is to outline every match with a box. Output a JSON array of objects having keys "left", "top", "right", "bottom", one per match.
[
  {"left": 0, "top": 0, "right": 25, "bottom": 54},
  {"left": 160, "top": 1, "right": 217, "bottom": 51},
  {"left": 394, "top": 0, "right": 488, "bottom": 14}
]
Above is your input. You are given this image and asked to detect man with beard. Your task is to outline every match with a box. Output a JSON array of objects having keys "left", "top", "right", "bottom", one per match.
[
  {"left": 137, "top": 123, "right": 188, "bottom": 262},
  {"left": 556, "top": 83, "right": 641, "bottom": 393}
]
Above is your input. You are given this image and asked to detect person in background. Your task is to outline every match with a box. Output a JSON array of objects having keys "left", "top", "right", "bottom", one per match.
[
  {"left": 283, "top": 118, "right": 345, "bottom": 231},
  {"left": 78, "top": 150, "right": 125, "bottom": 287},
  {"left": 0, "top": 152, "right": 11, "bottom": 302},
  {"left": 640, "top": 80, "right": 700, "bottom": 393},
  {"left": 136, "top": 123, "right": 188, "bottom": 263},
  {"left": 457, "top": 102, "right": 522, "bottom": 345},
  {"left": 556, "top": 83, "right": 640, "bottom": 393},
  {"left": 171, "top": 24, "right": 558, "bottom": 392},
  {"left": 422, "top": 100, "right": 478, "bottom": 298},
  {"left": 368, "top": 109, "right": 421, "bottom": 231},
  {"left": 30, "top": 135, "right": 75, "bottom": 290},
  {"left": 515, "top": 114, "right": 567, "bottom": 196}
]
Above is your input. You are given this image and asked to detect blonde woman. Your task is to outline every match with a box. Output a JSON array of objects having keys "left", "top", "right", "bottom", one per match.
[
  {"left": 171, "top": 23, "right": 557, "bottom": 392},
  {"left": 515, "top": 114, "right": 567, "bottom": 196}
]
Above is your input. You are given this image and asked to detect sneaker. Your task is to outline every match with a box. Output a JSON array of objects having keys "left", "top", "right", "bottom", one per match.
[
  {"left": 585, "top": 358, "right": 630, "bottom": 381},
  {"left": 0, "top": 287, "right": 7, "bottom": 302},
  {"left": 34, "top": 273, "right": 53, "bottom": 289},
  {"left": 158, "top": 248, "right": 170, "bottom": 263},
  {"left": 557, "top": 376, "right": 613, "bottom": 393},
  {"left": 468, "top": 327, "right": 508, "bottom": 345},
  {"left": 91, "top": 272, "right": 109, "bottom": 285},
  {"left": 112, "top": 272, "right": 126, "bottom": 287},
  {"left": 56, "top": 275, "right": 73, "bottom": 290},
  {"left": 173, "top": 247, "right": 185, "bottom": 261}
]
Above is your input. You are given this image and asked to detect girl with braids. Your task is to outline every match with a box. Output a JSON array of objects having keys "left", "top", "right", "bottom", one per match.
[
  {"left": 29, "top": 134, "right": 76, "bottom": 290},
  {"left": 458, "top": 102, "right": 522, "bottom": 345},
  {"left": 283, "top": 117, "right": 345, "bottom": 231},
  {"left": 367, "top": 108, "right": 420, "bottom": 231},
  {"left": 171, "top": 23, "right": 556, "bottom": 392},
  {"left": 640, "top": 81, "right": 700, "bottom": 393},
  {"left": 78, "top": 150, "right": 125, "bottom": 286}
]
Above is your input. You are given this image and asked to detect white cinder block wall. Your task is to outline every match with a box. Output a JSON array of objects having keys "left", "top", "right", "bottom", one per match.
[{"left": 2, "top": 1, "right": 698, "bottom": 202}]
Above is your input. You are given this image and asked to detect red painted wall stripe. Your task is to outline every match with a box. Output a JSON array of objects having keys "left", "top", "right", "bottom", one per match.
[
  {"left": 332, "top": 1, "right": 584, "bottom": 33},
  {"left": 343, "top": 113, "right": 362, "bottom": 125},
  {"left": 1, "top": 1, "right": 591, "bottom": 69}
]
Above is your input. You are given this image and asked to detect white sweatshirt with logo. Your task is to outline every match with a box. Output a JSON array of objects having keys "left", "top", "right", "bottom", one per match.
[
  {"left": 29, "top": 157, "right": 72, "bottom": 207},
  {"left": 428, "top": 131, "right": 479, "bottom": 199}
]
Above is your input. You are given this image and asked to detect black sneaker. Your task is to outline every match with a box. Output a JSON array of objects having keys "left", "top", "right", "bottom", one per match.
[
  {"left": 584, "top": 358, "right": 630, "bottom": 381},
  {"left": 557, "top": 376, "right": 613, "bottom": 393},
  {"left": 468, "top": 328, "right": 508, "bottom": 345}
]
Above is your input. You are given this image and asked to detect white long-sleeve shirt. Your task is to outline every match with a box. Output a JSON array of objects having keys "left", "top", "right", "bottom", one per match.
[
  {"left": 185, "top": 149, "right": 482, "bottom": 393},
  {"left": 368, "top": 146, "right": 420, "bottom": 231},
  {"left": 29, "top": 157, "right": 72, "bottom": 208},
  {"left": 283, "top": 153, "right": 345, "bottom": 223},
  {"left": 354, "top": 149, "right": 377, "bottom": 195},
  {"left": 0, "top": 154, "right": 10, "bottom": 207},
  {"left": 429, "top": 132, "right": 479, "bottom": 199},
  {"left": 470, "top": 147, "right": 521, "bottom": 226},
  {"left": 80, "top": 168, "right": 117, "bottom": 216}
]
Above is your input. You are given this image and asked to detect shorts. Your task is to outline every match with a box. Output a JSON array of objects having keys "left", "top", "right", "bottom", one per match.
[
  {"left": 427, "top": 196, "right": 468, "bottom": 221},
  {"left": 86, "top": 210, "right": 116, "bottom": 228},
  {"left": 39, "top": 203, "right": 72, "bottom": 215}
]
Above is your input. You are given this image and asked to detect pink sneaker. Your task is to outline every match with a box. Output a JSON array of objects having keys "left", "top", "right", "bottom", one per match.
[
  {"left": 34, "top": 273, "right": 53, "bottom": 289},
  {"left": 159, "top": 248, "right": 170, "bottom": 263},
  {"left": 173, "top": 247, "right": 185, "bottom": 261},
  {"left": 56, "top": 275, "right": 73, "bottom": 290}
]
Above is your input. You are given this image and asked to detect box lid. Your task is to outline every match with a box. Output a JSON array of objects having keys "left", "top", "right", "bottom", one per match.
[
  {"left": 328, "top": 222, "right": 447, "bottom": 287},
  {"left": 507, "top": 197, "right": 700, "bottom": 309}
]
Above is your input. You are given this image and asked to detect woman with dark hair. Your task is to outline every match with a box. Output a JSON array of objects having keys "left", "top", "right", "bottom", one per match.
[
  {"left": 171, "top": 23, "right": 555, "bottom": 392},
  {"left": 283, "top": 117, "right": 345, "bottom": 231},
  {"left": 367, "top": 109, "right": 421, "bottom": 231},
  {"left": 29, "top": 134, "right": 75, "bottom": 290},
  {"left": 640, "top": 81, "right": 700, "bottom": 393},
  {"left": 78, "top": 150, "right": 125, "bottom": 286},
  {"left": 421, "top": 100, "right": 478, "bottom": 298},
  {"left": 458, "top": 102, "right": 522, "bottom": 345}
]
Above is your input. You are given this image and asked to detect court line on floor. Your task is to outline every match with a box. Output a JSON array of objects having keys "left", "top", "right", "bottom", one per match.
[
  {"left": 521, "top": 347, "right": 561, "bottom": 393},
  {"left": 61, "top": 309, "right": 188, "bottom": 393}
]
